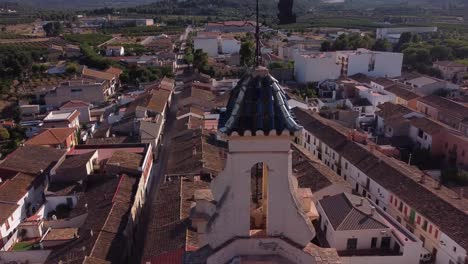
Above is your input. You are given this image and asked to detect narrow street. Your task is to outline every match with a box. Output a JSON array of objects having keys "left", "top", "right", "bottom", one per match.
[{"left": 133, "top": 27, "right": 189, "bottom": 263}]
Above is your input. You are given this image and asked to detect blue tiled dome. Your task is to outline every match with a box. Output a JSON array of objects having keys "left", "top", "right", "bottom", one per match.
[{"left": 219, "top": 69, "right": 301, "bottom": 136}]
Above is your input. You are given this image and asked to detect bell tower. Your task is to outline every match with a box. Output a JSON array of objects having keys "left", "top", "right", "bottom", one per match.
[{"left": 189, "top": 68, "right": 334, "bottom": 264}]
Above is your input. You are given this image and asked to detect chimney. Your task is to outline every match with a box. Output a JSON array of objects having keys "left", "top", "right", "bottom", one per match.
[
  {"left": 370, "top": 206, "right": 376, "bottom": 216},
  {"left": 359, "top": 197, "right": 364, "bottom": 206},
  {"left": 420, "top": 173, "right": 426, "bottom": 184},
  {"left": 459, "top": 188, "right": 464, "bottom": 199}
]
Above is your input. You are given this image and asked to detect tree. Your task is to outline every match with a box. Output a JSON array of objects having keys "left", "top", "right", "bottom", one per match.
[
  {"left": 66, "top": 63, "right": 78, "bottom": 74},
  {"left": 240, "top": 40, "right": 255, "bottom": 67},
  {"left": 0, "top": 127, "right": 10, "bottom": 140},
  {"left": 332, "top": 34, "right": 349, "bottom": 50},
  {"left": 184, "top": 53, "right": 194, "bottom": 65},
  {"left": 43, "top": 22, "right": 63, "bottom": 37},
  {"left": 193, "top": 49, "right": 208, "bottom": 70},
  {"left": 430, "top": 45, "right": 452, "bottom": 61},
  {"left": 320, "top": 40, "right": 332, "bottom": 52},
  {"left": 397, "top": 32, "right": 412, "bottom": 51},
  {"left": 372, "top": 39, "right": 392, "bottom": 52}
]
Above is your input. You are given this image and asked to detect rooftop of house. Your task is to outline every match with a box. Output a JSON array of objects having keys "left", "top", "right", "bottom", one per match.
[
  {"left": 0, "top": 145, "right": 66, "bottom": 175},
  {"left": 43, "top": 109, "right": 80, "bottom": 122},
  {"left": 60, "top": 100, "right": 91, "bottom": 109},
  {"left": 55, "top": 151, "right": 97, "bottom": 175},
  {"left": 406, "top": 75, "right": 442, "bottom": 87},
  {"left": 372, "top": 77, "right": 395, "bottom": 87},
  {"left": 219, "top": 68, "right": 301, "bottom": 135},
  {"left": 418, "top": 94, "right": 468, "bottom": 118},
  {"left": 176, "top": 106, "right": 205, "bottom": 118},
  {"left": 45, "top": 174, "right": 138, "bottom": 263},
  {"left": 106, "top": 150, "right": 143, "bottom": 172},
  {"left": 179, "top": 86, "right": 217, "bottom": 104},
  {"left": 67, "top": 144, "right": 148, "bottom": 174},
  {"left": 159, "top": 77, "right": 176, "bottom": 92},
  {"left": 0, "top": 172, "right": 36, "bottom": 224},
  {"left": 320, "top": 193, "right": 388, "bottom": 231},
  {"left": 349, "top": 97, "right": 372, "bottom": 107},
  {"left": 348, "top": 73, "right": 373, "bottom": 84},
  {"left": 385, "top": 84, "right": 420, "bottom": 101},
  {"left": 433, "top": 60, "right": 467, "bottom": 68},
  {"left": 82, "top": 68, "right": 116, "bottom": 82},
  {"left": 104, "top": 67, "right": 123, "bottom": 77},
  {"left": 42, "top": 228, "right": 78, "bottom": 241},
  {"left": 147, "top": 89, "right": 172, "bottom": 114},
  {"left": 293, "top": 107, "right": 468, "bottom": 250},
  {"left": 166, "top": 129, "right": 227, "bottom": 175},
  {"left": 174, "top": 115, "right": 204, "bottom": 132},
  {"left": 141, "top": 178, "right": 186, "bottom": 263},
  {"left": 25, "top": 128, "right": 75, "bottom": 146},
  {"left": 407, "top": 116, "right": 446, "bottom": 135},
  {"left": 374, "top": 102, "right": 414, "bottom": 120},
  {"left": 292, "top": 144, "right": 352, "bottom": 200}
]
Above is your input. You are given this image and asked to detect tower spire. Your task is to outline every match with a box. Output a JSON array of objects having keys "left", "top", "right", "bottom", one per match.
[{"left": 255, "top": 0, "right": 261, "bottom": 67}]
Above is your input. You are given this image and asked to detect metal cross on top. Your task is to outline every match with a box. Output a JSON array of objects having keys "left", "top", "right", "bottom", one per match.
[{"left": 255, "top": 0, "right": 296, "bottom": 66}]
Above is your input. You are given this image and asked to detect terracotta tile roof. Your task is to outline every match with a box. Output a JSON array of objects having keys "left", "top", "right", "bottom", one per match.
[
  {"left": 319, "top": 193, "right": 388, "bottom": 231},
  {"left": 0, "top": 145, "right": 66, "bottom": 174},
  {"left": 176, "top": 106, "right": 205, "bottom": 119},
  {"left": 0, "top": 172, "right": 36, "bottom": 203},
  {"left": 159, "top": 77, "right": 175, "bottom": 92},
  {"left": 25, "top": 128, "right": 75, "bottom": 146},
  {"left": 144, "top": 248, "right": 184, "bottom": 264},
  {"left": 408, "top": 116, "right": 446, "bottom": 135},
  {"left": 45, "top": 173, "right": 139, "bottom": 263},
  {"left": 373, "top": 77, "right": 395, "bottom": 87},
  {"left": 167, "top": 129, "right": 226, "bottom": 175},
  {"left": 106, "top": 151, "right": 143, "bottom": 174},
  {"left": 0, "top": 172, "right": 36, "bottom": 224},
  {"left": 0, "top": 203, "right": 19, "bottom": 225},
  {"left": 83, "top": 68, "right": 115, "bottom": 82},
  {"left": 348, "top": 73, "right": 372, "bottom": 84},
  {"left": 418, "top": 95, "right": 468, "bottom": 119},
  {"left": 385, "top": 84, "right": 420, "bottom": 101},
  {"left": 142, "top": 180, "right": 186, "bottom": 262},
  {"left": 90, "top": 175, "right": 137, "bottom": 263},
  {"left": 174, "top": 116, "right": 204, "bottom": 131},
  {"left": 104, "top": 67, "right": 123, "bottom": 77},
  {"left": 292, "top": 144, "right": 351, "bottom": 195},
  {"left": 375, "top": 102, "right": 413, "bottom": 119},
  {"left": 43, "top": 228, "right": 78, "bottom": 241},
  {"left": 292, "top": 108, "right": 349, "bottom": 149},
  {"left": 60, "top": 100, "right": 91, "bottom": 108},
  {"left": 293, "top": 107, "right": 468, "bottom": 250},
  {"left": 56, "top": 151, "right": 96, "bottom": 175},
  {"left": 179, "top": 87, "right": 216, "bottom": 104},
  {"left": 148, "top": 89, "right": 171, "bottom": 114}
]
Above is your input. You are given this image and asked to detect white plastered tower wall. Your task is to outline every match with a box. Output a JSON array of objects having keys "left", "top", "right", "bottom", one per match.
[{"left": 207, "top": 130, "right": 316, "bottom": 249}]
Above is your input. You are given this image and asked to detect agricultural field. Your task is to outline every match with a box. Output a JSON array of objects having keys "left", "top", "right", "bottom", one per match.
[{"left": 64, "top": 33, "right": 112, "bottom": 46}]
